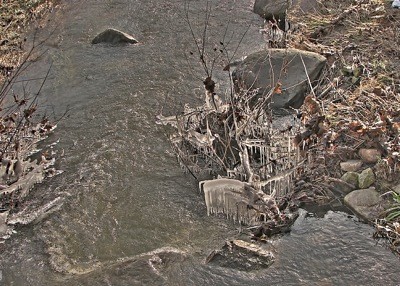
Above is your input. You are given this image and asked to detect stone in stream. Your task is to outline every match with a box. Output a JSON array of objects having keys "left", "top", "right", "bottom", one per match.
[
  {"left": 206, "top": 239, "right": 275, "bottom": 271},
  {"left": 358, "top": 168, "right": 375, "bottom": 189},
  {"left": 92, "top": 28, "right": 138, "bottom": 44},
  {"left": 344, "top": 188, "right": 382, "bottom": 221},
  {"left": 232, "top": 49, "right": 326, "bottom": 113}
]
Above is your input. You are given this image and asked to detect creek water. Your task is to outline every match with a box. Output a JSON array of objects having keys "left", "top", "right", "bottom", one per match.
[{"left": 0, "top": 1, "right": 399, "bottom": 285}]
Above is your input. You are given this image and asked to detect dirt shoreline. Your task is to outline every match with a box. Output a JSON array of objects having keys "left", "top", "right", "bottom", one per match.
[
  {"left": 0, "top": 0, "right": 60, "bottom": 242},
  {"left": 0, "top": 0, "right": 58, "bottom": 82}
]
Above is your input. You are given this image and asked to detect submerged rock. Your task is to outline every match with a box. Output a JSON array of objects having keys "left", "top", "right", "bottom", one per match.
[
  {"left": 206, "top": 239, "right": 274, "bottom": 271},
  {"left": 92, "top": 28, "right": 138, "bottom": 44},
  {"left": 344, "top": 188, "right": 382, "bottom": 221},
  {"left": 358, "top": 168, "right": 375, "bottom": 189},
  {"left": 232, "top": 49, "right": 326, "bottom": 112}
]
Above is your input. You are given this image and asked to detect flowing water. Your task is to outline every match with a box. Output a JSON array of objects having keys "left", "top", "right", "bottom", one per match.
[{"left": 0, "top": 1, "right": 399, "bottom": 285}]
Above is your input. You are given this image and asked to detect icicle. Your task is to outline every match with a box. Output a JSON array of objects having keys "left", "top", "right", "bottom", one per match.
[
  {"left": 205, "top": 189, "right": 211, "bottom": 215},
  {"left": 200, "top": 178, "right": 245, "bottom": 216},
  {"left": 288, "top": 135, "right": 292, "bottom": 165}
]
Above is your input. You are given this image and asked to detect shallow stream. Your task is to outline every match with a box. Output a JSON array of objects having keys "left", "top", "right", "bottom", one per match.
[{"left": 0, "top": 1, "right": 399, "bottom": 285}]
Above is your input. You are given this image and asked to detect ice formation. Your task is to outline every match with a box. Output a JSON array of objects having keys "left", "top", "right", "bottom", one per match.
[
  {"left": 159, "top": 78, "right": 302, "bottom": 226},
  {"left": 199, "top": 178, "right": 274, "bottom": 225}
]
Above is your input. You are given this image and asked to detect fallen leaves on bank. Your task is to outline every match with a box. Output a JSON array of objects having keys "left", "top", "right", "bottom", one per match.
[{"left": 288, "top": 0, "right": 400, "bottom": 251}]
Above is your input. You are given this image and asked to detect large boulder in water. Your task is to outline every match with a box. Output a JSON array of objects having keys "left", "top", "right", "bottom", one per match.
[
  {"left": 253, "top": 0, "right": 289, "bottom": 20},
  {"left": 232, "top": 49, "right": 326, "bottom": 112},
  {"left": 92, "top": 28, "right": 138, "bottom": 44}
]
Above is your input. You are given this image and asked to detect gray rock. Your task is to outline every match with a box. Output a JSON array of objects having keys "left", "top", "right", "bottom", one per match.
[
  {"left": 340, "top": 160, "right": 363, "bottom": 172},
  {"left": 253, "top": 0, "right": 289, "bottom": 20},
  {"left": 206, "top": 239, "right": 274, "bottom": 271},
  {"left": 232, "top": 49, "right": 326, "bottom": 112},
  {"left": 344, "top": 188, "right": 382, "bottom": 221},
  {"left": 327, "top": 177, "right": 356, "bottom": 195},
  {"left": 341, "top": 172, "right": 359, "bottom": 189},
  {"left": 92, "top": 28, "right": 138, "bottom": 44},
  {"left": 358, "top": 168, "right": 375, "bottom": 189},
  {"left": 358, "top": 148, "right": 381, "bottom": 164}
]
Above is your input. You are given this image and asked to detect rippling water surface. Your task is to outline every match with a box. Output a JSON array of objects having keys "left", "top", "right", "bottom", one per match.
[{"left": 0, "top": 1, "right": 399, "bottom": 285}]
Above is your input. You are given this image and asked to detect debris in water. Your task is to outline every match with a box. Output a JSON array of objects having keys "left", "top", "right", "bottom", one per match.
[
  {"left": 206, "top": 239, "right": 275, "bottom": 271},
  {"left": 159, "top": 72, "right": 304, "bottom": 238}
]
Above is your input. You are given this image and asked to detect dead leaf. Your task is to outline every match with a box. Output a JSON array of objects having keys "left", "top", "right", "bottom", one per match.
[
  {"left": 304, "top": 94, "right": 322, "bottom": 115},
  {"left": 273, "top": 82, "right": 282, "bottom": 94}
]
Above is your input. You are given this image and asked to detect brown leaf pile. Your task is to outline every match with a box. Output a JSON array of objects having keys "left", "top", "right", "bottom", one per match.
[
  {"left": 287, "top": 0, "right": 400, "bottom": 249},
  {"left": 287, "top": 0, "right": 400, "bottom": 177}
]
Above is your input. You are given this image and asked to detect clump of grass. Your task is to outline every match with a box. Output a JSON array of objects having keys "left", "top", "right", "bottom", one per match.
[
  {"left": 385, "top": 191, "right": 400, "bottom": 222},
  {"left": 374, "top": 191, "right": 400, "bottom": 254}
]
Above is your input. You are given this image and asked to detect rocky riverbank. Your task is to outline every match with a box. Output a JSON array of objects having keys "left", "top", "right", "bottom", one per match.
[
  {"left": 286, "top": 0, "right": 400, "bottom": 253},
  {"left": 161, "top": 0, "right": 400, "bottom": 258},
  {"left": 257, "top": 0, "right": 400, "bottom": 253}
]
